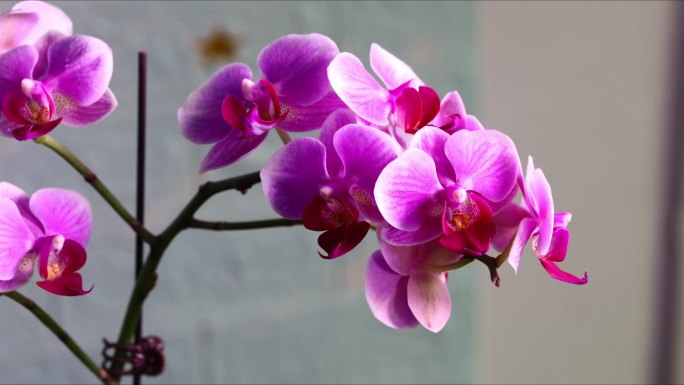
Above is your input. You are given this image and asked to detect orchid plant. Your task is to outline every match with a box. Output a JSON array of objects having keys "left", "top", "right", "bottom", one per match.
[{"left": 0, "top": 1, "right": 587, "bottom": 383}]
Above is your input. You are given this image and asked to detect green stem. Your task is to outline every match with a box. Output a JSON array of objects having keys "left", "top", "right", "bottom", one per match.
[
  {"left": 110, "top": 171, "right": 262, "bottom": 381},
  {"left": 2, "top": 291, "right": 111, "bottom": 384},
  {"left": 423, "top": 253, "right": 501, "bottom": 287},
  {"left": 188, "top": 218, "right": 302, "bottom": 231},
  {"left": 34, "top": 135, "right": 155, "bottom": 244}
]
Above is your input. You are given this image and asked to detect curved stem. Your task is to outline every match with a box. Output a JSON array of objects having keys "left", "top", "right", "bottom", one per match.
[
  {"left": 275, "top": 128, "right": 292, "bottom": 145},
  {"left": 33, "top": 135, "right": 155, "bottom": 244},
  {"left": 424, "top": 253, "right": 501, "bottom": 287},
  {"left": 110, "top": 171, "right": 262, "bottom": 381},
  {"left": 2, "top": 291, "right": 111, "bottom": 384},
  {"left": 188, "top": 218, "right": 302, "bottom": 231}
]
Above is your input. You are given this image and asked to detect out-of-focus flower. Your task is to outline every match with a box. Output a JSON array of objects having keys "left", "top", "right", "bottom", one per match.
[
  {"left": 505, "top": 156, "right": 588, "bottom": 285},
  {"left": 179, "top": 33, "right": 346, "bottom": 172},
  {"left": 0, "top": 182, "right": 93, "bottom": 296},
  {"left": 261, "top": 110, "right": 400, "bottom": 259},
  {"left": 0, "top": 1, "right": 72, "bottom": 54},
  {"left": 375, "top": 127, "right": 520, "bottom": 255},
  {"left": 365, "top": 236, "right": 461, "bottom": 332},
  {"left": 0, "top": 34, "right": 116, "bottom": 140}
]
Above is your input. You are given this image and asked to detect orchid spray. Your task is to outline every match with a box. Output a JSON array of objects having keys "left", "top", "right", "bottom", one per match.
[{"left": 0, "top": 1, "right": 587, "bottom": 383}]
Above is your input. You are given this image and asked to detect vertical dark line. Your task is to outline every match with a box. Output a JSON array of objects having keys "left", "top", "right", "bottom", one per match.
[
  {"left": 134, "top": 51, "right": 147, "bottom": 385},
  {"left": 652, "top": 4, "right": 684, "bottom": 384}
]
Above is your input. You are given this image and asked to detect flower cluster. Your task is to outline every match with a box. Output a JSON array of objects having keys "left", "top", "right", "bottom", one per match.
[
  {"left": 0, "top": 0, "right": 116, "bottom": 140},
  {"left": 181, "top": 34, "right": 588, "bottom": 332},
  {"left": 0, "top": 1, "right": 109, "bottom": 296}
]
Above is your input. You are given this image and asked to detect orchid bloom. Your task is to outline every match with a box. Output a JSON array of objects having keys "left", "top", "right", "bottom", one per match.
[
  {"left": 0, "top": 33, "right": 116, "bottom": 140},
  {"left": 375, "top": 126, "right": 520, "bottom": 255},
  {"left": 505, "top": 157, "right": 588, "bottom": 285},
  {"left": 0, "top": 182, "right": 93, "bottom": 296},
  {"left": 365, "top": 234, "right": 462, "bottom": 333},
  {"left": 261, "top": 109, "right": 400, "bottom": 259},
  {"left": 178, "top": 33, "right": 346, "bottom": 172},
  {"left": 0, "top": 1, "right": 72, "bottom": 54}
]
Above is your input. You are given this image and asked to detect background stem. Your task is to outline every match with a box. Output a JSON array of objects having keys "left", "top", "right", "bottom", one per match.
[{"left": 2, "top": 291, "right": 111, "bottom": 384}]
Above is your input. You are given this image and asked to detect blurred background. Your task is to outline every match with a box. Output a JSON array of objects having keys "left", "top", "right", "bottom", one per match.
[{"left": 0, "top": 1, "right": 681, "bottom": 384}]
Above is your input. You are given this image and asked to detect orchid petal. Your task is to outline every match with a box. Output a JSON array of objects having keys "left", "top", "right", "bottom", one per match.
[
  {"left": 365, "top": 250, "right": 418, "bottom": 329},
  {"left": 31, "top": 30, "right": 65, "bottom": 79},
  {"left": 278, "top": 91, "right": 348, "bottom": 132},
  {"left": 57, "top": 88, "right": 117, "bottom": 126},
  {"left": 409, "top": 126, "right": 454, "bottom": 184},
  {"left": 37, "top": 273, "right": 92, "bottom": 296},
  {"left": 0, "top": 11, "right": 37, "bottom": 53},
  {"left": 407, "top": 272, "right": 451, "bottom": 333},
  {"left": 258, "top": 33, "right": 339, "bottom": 106},
  {"left": 318, "top": 109, "right": 357, "bottom": 177},
  {"left": 44, "top": 35, "right": 113, "bottom": 106},
  {"left": 0, "top": 252, "right": 34, "bottom": 292},
  {"left": 378, "top": 235, "right": 421, "bottom": 275},
  {"left": 200, "top": 131, "right": 268, "bottom": 172},
  {"left": 318, "top": 221, "right": 370, "bottom": 260},
  {"left": 29, "top": 188, "right": 91, "bottom": 247},
  {"left": 8, "top": 1, "right": 72, "bottom": 44},
  {"left": 491, "top": 202, "right": 530, "bottom": 252},
  {"left": 179, "top": 63, "right": 252, "bottom": 144},
  {"left": 0, "top": 45, "right": 38, "bottom": 89},
  {"left": 375, "top": 149, "right": 443, "bottom": 231},
  {"left": 0, "top": 181, "right": 42, "bottom": 236},
  {"left": 464, "top": 115, "right": 485, "bottom": 131},
  {"left": 261, "top": 138, "right": 330, "bottom": 219},
  {"left": 555, "top": 212, "right": 572, "bottom": 228},
  {"left": 369, "top": 43, "right": 423, "bottom": 90},
  {"left": 335, "top": 124, "right": 400, "bottom": 194},
  {"left": 538, "top": 229, "right": 587, "bottom": 285},
  {"left": 539, "top": 260, "right": 588, "bottom": 285},
  {"left": 430, "top": 91, "right": 466, "bottom": 130},
  {"left": 378, "top": 217, "right": 442, "bottom": 246},
  {"left": 328, "top": 52, "right": 390, "bottom": 126},
  {"left": 507, "top": 217, "right": 537, "bottom": 273},
  {"left": 0, "top": 198, "right": 35, "bottom": 280},
  {"left": 445, "top": 129, "right": 520, "bottom": 202},
  {"left": 528, "top": 166, "right": 554, "bottom": 255}
]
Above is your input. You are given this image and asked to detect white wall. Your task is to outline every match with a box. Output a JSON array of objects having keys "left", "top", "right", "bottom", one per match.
[{"left": 478, "top": 2, "right": 678, "bottom": 383}]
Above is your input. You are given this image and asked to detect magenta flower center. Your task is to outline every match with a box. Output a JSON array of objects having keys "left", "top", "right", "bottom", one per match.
[
  {"left": 443, "top": 188, "right": 479, "bottom": 231},
  {"left": 394, "top": 86, "right": 440, "bottom": 134},
  {"left": 221, "top": 79, "right": 286, "bottom": 133}
]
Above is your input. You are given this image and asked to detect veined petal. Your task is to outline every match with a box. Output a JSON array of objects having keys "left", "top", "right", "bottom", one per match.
[
  {"left": 507, "top": 217, "right": 537, "bottom": 273},
  {"left": 527, "top": 162, "right": 554, "bottom": 255},
  {"left": 375, "top": 148, "right": 443, "bottom": 232},
  {"left": 0, "top": 11, "right": 37, "bottom": 53},
  {"left": 37, "top": 273, "right": 92, "bottom": 296},
  {"left": 200, "top": 131, "right": 268, "bottom": 172},
  {"left": 378, "top": 217, "right": 442, "bottom": 247},
  {"left": 261, "top": 137, "right": 330, "bottom": 219},
  {"left": 179, "top": 63, "right": 252, "bottom": 144},
  {"left": 365, "top": 250, "right": 419, "bottom": 329},
  {"left": 445, "top": 129, "right": 520, "bottom": 203},
  {"left": 491, "top": 202, "right": 530, "bottom": 252},
  {"left": 0, "top": 252, "right": 34, "bottom": 292},
  {"left": 278, "top": 91, "right": 348, "bottom": 132},
  {"left": 0, "top": 181, "right": 42, "bottom": 236},
  {"left": 328, "top": 52, "right": 390, "bottom": 125},
  {"left": 0, "top": 45, "right": 38, "bottom": 88},
  {"left": 335, "top": 124, "right": 400, "bottom": 194},
  {"left": 31, "top": 30, "right": 65, "bottom": 79},
  {"left": 8, "top": 1, "right": 72, "bottom": 45},
  {"left": 258, "top": 33, "right": 339, "bottom": 106},
  {"left": 0, "top": 198, "right": 35, "bottom": 280},
  {"left": 378, "top": 234, "right": 421, "bottom": 275},
  {"left": 57, "top": 88, "right": 117, "bottom": 126},
  {"left": 409, "top": 126, "right": 454, "bottom": 184},
  {"left": 318, "top": 109, "right": 358, "bottom": 177},
  {"left": 29, "top": 188, "right": 91, "bottom": 247},
  {"left": 44, "top": 35, "right": 113, "bottom": 106},
  {"left": 369, "top": 43, "right": 423, "bottom": 90},
  {"left": 430, "top": 91, "right": 467, "bottom": 131},
  {"left": 407, "top": 272, "right": 451, "bottom": 332}
]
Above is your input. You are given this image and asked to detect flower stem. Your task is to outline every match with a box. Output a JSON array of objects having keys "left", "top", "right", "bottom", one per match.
[
  {"left": 275, "top": 128, "right": 292, "bottom": 145},
  {"left": 33, "top": 135, "right": 155, "bottom": 245},
  {"left": 109, "top": 171, "right": 262, "bottom": 381},
  {"left": 187, "top": 218, "right": 302, "bottom": 231},
  {"left": 2, "top": 291, "right": 111, "bottom": 384}
]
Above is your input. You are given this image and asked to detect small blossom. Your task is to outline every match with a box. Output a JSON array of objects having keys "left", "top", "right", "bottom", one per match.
[
  {"left": 179, "top": 33, "right": 346, "bottom": 172},
  {"left": 0, "top": 182, "right": 93, "bottom": 295},
  {"left": 0, "top": 34, "right": 116, "bottom": 140}
]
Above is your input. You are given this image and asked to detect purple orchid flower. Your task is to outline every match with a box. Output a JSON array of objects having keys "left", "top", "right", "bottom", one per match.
[
  {"left": 327, "top": 44, "right": 442, "bottom": 136},
  {"left": 365, "top": 234, "right": 462, "bottom": 332},
  {"left": 179, "top": 33, "right": 346, "bottom": 172},
  {"left": 374, "top": 126, "right": 520, "bottom": 256},
  {"left": 0, "top": 1, "right": 72, "bottom": 54},
  {"left": 261, "top": 109, "right": 400, "bottom": 259},
  {"left": 0, "top": 33, "right": 116, "bottom": 140},
  {"left": 505, "top": 156, "right": 588, "bottom": 285},
  {"left": 0, "top": 182, "right": 93, "bottom": 296}
]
